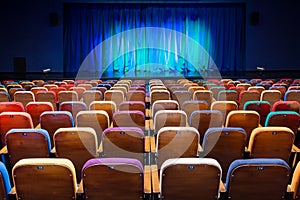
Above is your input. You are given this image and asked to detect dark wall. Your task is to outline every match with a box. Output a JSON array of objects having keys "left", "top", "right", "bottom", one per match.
[{"left": 0, "top": 0, "right": 299, "bottom": 74}]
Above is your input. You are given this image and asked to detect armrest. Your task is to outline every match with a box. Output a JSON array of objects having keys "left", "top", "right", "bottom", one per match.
[
  {"left": 97, "top": 142, "right": 103, "bottom": 155},
  {"left": 144, "top": 136, "right": 151, "bottom": 152},
  {"left": 76, "top": 180, "right": 85, "bottom": 200},
  {"left": 0, "top": 146, "right": 8, "bottom": 154},
  {"left": 285, "top": 185, "right": 294, "bottom": 200},
  {"left": 77, "top": 180, "right": 84, "bottom": 194},
  {"left": 51, "top": 147, "right": 56, "bottom": 154},
  {"left": 145, "top": 109, "right": 151, "bottom": 119},
  {"left": 292, "top": 144, "right": 300, "bottom": 152},
  {"left": 219, "top": 181, "right": 226, "bottom": 192},
  {"left": 150, "top": 136, "right": 156, "bottom": 153},
  {"left": 198, "top": 144, "right": 203, "bottom": 152},
  {"left": 35, "top": 123, "right": 41, "bottom": 129},
  {"left": 244, "top": 147, "right": 250, "bottom": 158},
  {"left": 149, "top": 119, "right": 154, "bottom": 131},
  {"left": 8, "top": 187, "right": 16, "bottom": 199},
  {"left": 145, "top": 120, "right": 150, "bottom": 131},
  {"left": 144, "top": 165, "right": 151, "bottom": 194},
  {"left": 151, "top": 165, "right": 160, "bottom": 194}
]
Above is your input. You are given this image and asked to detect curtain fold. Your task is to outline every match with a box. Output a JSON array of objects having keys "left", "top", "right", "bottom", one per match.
[{"left": 63, "top": 3, "right": 245, "bottom": 76}]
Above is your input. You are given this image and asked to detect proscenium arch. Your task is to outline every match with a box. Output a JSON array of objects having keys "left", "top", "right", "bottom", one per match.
[{"left": 76, "top": 27, "right": 221, "bottom": 80}]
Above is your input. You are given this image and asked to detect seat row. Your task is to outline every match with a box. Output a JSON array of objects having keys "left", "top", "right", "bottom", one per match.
[{"left": 0, "top": 157, "right": 299, "bottom": 200}]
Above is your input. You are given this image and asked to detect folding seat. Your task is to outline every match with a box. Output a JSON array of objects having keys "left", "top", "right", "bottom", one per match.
[
  {"left": 225, "top": 110, "right": 260, "bottom": 144},
  {"left": 0, "top": 92, "right": 10, "bottom": 102},
  {"left": 150, "top": 100, "right": 179, "bottom": 119},
  {"left": 0, "top": 88, "right": 7, "bottom": 93},
  {"left": 89, "top": 100, "right": 116, "bottom": 122},
  {"left": 43, "top": 84, "right": 58, "bottom": 90},
  {"left": 12, "top": 158, "right": 77, "bottom": 199},
  {"left": 238, "top": 90, "right": 260, "bottom": 110},
  {"left": 57, "top": 90, "right": 78, "bottom": 103},
  {"left": 77, "top": 83, "right": 93, "bottom": 90},
  {"left": 81, "top": 158, "right": 150, "bottom": 200},
  {"left": 285, "top": 90, "right": 300, "bottom": 103},
  {"left": 153, "top": 127, "right": 200, "bottom": 168},
  {"left": 273, "top": 82, "right": 289, "bottom": 89},
  {"left": 54, "top": 81, "right": 67, "bottom": 87},
  {"left": 112, "top": 110, "right": 146, "bottom": 131},
  {"left": 14, "top": 91, "right": 35, "bottom": 108},
  {"left": 217, "top": 90, "right": 238, "bottom": 102},
  {"left": 119, "top": 101, "right": 146, "bottom": 115},
  {"left": 0, "top": 162, "right": 11, "bottom": 200},
  {"left": 113, "top": 84, "right": 130, "bottom": 92},
  {"left": 236, "top": 83, "right": 251, "bottom": 90},
  {"left": 2, "top": 128, "right": 51, "bottom": 167},
  {"left": 188, "top": 86, "right": 205, "bottom": 93},
  {"left": 228, "top": 85, "right": 246, "bottom": 96},
  {"left": 91, "top": 86, "right": 107, "bottom": 96},
  {"left": 211, "top": 101, "right": 238, "bottom": 123},
  {"left": 0, "top": 112, "right": 33, "bottom": 147},
  {"left": 200, "top": 127, "right": 246, "bottom": 182},
  {"left": 244, "top": 100, "right": 271, "bottom": 126},
  {"left": 102, "top": 127, "right": 150, "bottom": 164},
  {"left": 32, "top": 80, "right": 45, "bottom": 86},
  {"left": 31, "top": 86, "right": 48, "bottom": 99},
  {"left": 150, "top": 90, "right": 170, "bottom": 106},
  {"left": 129, "top": 86, "right": 146, "bottom": 92},
  {"left": 265, "top": 111, "right": 300, "bottom": 133},
  {"left": 76, "top": 110, "right": 110, "bottom": 143},
  {"left": 53, "top": 127, "right": 99, "bottom": 182},
  {"left": 151, "top": 158, "right": 222, "bottom": 200},
  {"left": 256, "top": 82, "right": 272, "bottom": 90},
  {"left": 171, "top": 90, "right": 192, "bottom": 109},
  {"left": 270, "top": 85, "right": 287, "bottom": 99},
  {"left": 104, "top": 90, "right": 125, "bottom": 109},
  {"left": 210, "top": 86, "right": 226, "bottom": 100},
  {"left": 40, "top": 111, "right": 74, "bottom": 147},
  {"left": 182, "top": 100, "right": 209, "bottom": 121},
  {"left": 248, "top": 86, "right": 265, "bottom": 94},
  {"left": 82, "top": 90, "right": 102, "bottom": 108},
  {"left": 70, "top": 86, "right": 86, "bottom": 100},
  {"left": 168, "top": 86, "right": 186, "bottom": 94},
  {"left": 153, "top": 110, "right": 187, "bottom": 134},
  {"left": 0, "top": 102, "right": 24, "bottom": 113},
  {"left": 192, "top": 90, "right": 213, "bottom": 107},
  {"left": 290, "top": 161, "right": 300, "bottom": 200},
  {"left": 8, "top": 88, "right": 25, "bottom": 101},
  {"left": 126, "top": 90, "right": 146, "bottom": 102},
  {"left": 272, "top": 100, "right": 300, "bottom": 113},
  {"left": 97, "top": 83, "right": 111, "bottom": 90},
  {"left": 59, "top": 101, "right": 87, "bottom": 118},
  {"left": 49, "top": 86, "right": 67, "bottom": 99},
  {"left": 26, "top": 102, "right": 54, "bottom": 127},
  {"left": 6, "top": 84, "right": 22, "bottom": 92},
  {"left": 36, "top": 91, "right": 57, "bottom": 110},
  {"left": 190, "top": 110, "right": 223, "bottom": 144},
  {"left": 288, "top": 86, "right": 300, "bottom": 90},
  {"left": 260, "top": 90, "right": 281, "bottom": 108},
  {"left": 225, "top": 158, "right": 291, "bottom": 200},
  {"left": 111, "top": 86, "right": 127, "bottom": 97},
  {"left": 248, "top": 127, "right": 294, "bottom": 163}
]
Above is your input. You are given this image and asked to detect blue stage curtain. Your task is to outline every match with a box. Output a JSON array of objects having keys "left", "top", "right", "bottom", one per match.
[{"left": 63, "top": 3, "right": 245, "bottom": 76}]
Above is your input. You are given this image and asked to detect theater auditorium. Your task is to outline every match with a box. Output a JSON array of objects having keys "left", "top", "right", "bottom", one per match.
[{"left": 0, "top": 0, "right": 299, "bottom": 199}]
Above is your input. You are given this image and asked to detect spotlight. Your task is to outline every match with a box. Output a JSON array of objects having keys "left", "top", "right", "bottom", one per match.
[
  {"left": 43, "top": 68, "right": 51, "bottom": 73},
  {"left": 256, "top": 66, "right": 265, "bottom": 71}
]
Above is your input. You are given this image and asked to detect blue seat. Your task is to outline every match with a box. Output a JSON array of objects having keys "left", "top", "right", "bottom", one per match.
[{"left": 225, "top": 158, "right": 290, "bottom": 200}]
